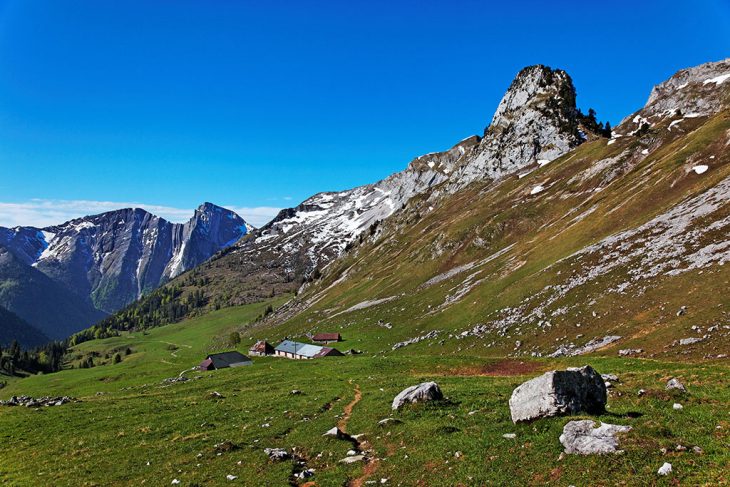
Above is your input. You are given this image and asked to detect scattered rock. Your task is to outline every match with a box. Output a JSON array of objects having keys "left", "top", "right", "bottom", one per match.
[
  {"left": 601, "top": 374, "right": 619, "bottom": 382},
  {"left": 226, "top": 474, "right": 238, "bottom": 481},
  {"left": 503, "top": 433, "right": 517, "bottom": 439},
  {"left": 346, "top": 450, "right": 357, "bottom": 456},
  {"left": 290, "top": 389, "right": 302, "bottom": 395},
  {"left": 0, "top": 395, "right": 78, "bottom": 408},
  {"left": 162, "top": 376, "right": 189, "bottom": 384},
  {"left": 673, "top": 403, "right": 683, "bottom": 410},
  {"left": 692, "top": 446, "right": 703, "bottom": 454},
  {"left": 619, "top": 348, "right": 643, "bottom": 356},
  {"left": 658, "top": 462, "right": 672, "bottom": 476},
  {"left": 509, "top": 366, "right": 607, "bottom": 423},
  {"left": 340, "top": 455, "right": 366, "bottom": 464},
  {"left": 171, "top": 480, "right": 181, "bottom": 485},
  {"left": 676, "top": 306, "right": 687, "bottom": 316},
  {"left": 392, "top": 330, "right": 440, "bottom": 351},
  {"left": 209, "top": 391, "right": 224, "bottom": 399},
  {"left": 678, "top": 337, "right": 704, "bottom": 346},
  {"left": 296, "top": 469, "right": 315, "bottom": 479},
  {"left": 377, "top": 418, "right": 403, "bottom": 427},
  {"left": 323, "top": 426, "right": 352, "bottom": 441},
  {"left": 391, "top": 382, "right": 443, "bottom": 410},
  {"left": 549, "top": 336, "right": 621, "bottom": 357},
  {"left": 638, "top": 389, "right": 646, "bottom": 396},
  {"left": 559, "top": 420, "right": 631, "bottom": 455},
  {"left": 264, "top": 448, "right": 290, "bottom": 461},
  {"left": 666, "top": 378, "right": 686, "bottom": 391},
  {"left": 213, "top": 441, "right": 239, "bottom": 454}
]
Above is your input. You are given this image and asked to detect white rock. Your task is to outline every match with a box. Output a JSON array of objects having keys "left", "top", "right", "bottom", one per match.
[
  {"left": 559, "top": 420, "right": 631, "bottom": 454},
  {"left": 658, "top": 462, "right": 672, "bottom": 476},
  {"left": 673, "top": 403, "right": 683, "bottom": 410},
  {"left": 226, "top": 474, "right": 238, "bottom": 481}
]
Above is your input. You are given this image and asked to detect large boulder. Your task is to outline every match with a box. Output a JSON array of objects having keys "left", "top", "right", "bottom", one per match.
[
  {"left": 508, "top": 366, "right": 607, "bottom": 423},
  {"left": 559, "top": 420, "right": 632, "bottom": 454},
  {"left": 392, "top": 382, "right": 443, "bottom": 410}
]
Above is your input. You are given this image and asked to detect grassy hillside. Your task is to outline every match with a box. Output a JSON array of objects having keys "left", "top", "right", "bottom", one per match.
[
  {"left": 1, "top": 300, "right": 728, "bottom": 485},
  {"left": 262, "top": 109, "right": 730, "bottom": 362}
]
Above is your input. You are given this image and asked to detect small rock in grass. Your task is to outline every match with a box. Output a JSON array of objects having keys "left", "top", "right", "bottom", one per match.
[
  {"left": 391, "top": 382, "right": 443, "bottom": 410},
  {"left": 340, "top": 455, "right": 366, "bottom": 464},
  {"left": 171, "top": 480, "right": 181, "bottom": 485},
  {"left": 503, "top": 433, "right": 517, "bottom": 439},
  {"left": 323, "top": 426, "right": 352, "bottom": 441},
  {"left": 673, "top": 403, "right": 683, "bottom": 410},
  {"left": 290, "top": 390, "right": 302, "bottom": 395},
  {"left": 264, "top": 448, "right": 290, "bottom": 461},
  {"left": 226, "top": 474, "right": 238, "bottom": 481},
  {"left": 347, "top": 450, "right": 357, "bottom": 456},
  {"left": 638, "top": 389, "right": 646, "bottom": 396},
  {"left": 666, "top": 378, "right": 686, "bottom": 391},
  {"left": 559, "top": 420, "right": 631, "bottom": 455},
  {"left": 378, "top": 418, "right": 403, "bottom": 427},
  {"left": 658, "top": 462, "right": 672, "bottom": 476}
]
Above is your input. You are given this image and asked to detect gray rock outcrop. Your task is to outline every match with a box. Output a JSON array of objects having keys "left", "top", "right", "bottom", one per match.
[
  {"left": 509, "top": 366, "right": 607, "bottom": 423},
  {"left": 392, "top": 382, "right": 443, "bottom": 410},
  {"left": 559, "top": 420, "right": 632, "bottom": 454}
]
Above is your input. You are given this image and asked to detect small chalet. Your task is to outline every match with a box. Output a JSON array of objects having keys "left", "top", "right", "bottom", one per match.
[
  {"left": 249, "top": 340, "right": 274, "bottom": 356},
  {"left": 274, "top": 340, "right": 343, "bottom": 360},
  {"left": 312, "top": 333, "right": 341, "bottom": 344},
  {"left": 199, "top": 351, "right": 252, "bottom": 371}
]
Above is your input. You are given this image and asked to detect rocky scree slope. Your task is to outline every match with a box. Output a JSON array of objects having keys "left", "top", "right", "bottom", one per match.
[
  {"left": 257, "top": 58, "right": 730, "bottom": 361},
  {"left": 0, "top": 203, "right": 250, "bottom": 339},
  {"left": 143, "top": 65, "right": 593, "bottom": 312}
]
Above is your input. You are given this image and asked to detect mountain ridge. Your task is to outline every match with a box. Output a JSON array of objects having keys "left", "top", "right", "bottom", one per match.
[{"left": 0, "top": 202, "right": 251, "bottom": 340}]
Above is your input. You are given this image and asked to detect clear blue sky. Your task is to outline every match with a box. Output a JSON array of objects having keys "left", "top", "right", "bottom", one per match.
[{"left": 0, "top": 0, "right": 728, "bottom": 227}]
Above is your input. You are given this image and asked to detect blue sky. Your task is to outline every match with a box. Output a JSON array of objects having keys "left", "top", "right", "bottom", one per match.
[{"left": 0, "top": 1, "right": 728, "bottom": 227}]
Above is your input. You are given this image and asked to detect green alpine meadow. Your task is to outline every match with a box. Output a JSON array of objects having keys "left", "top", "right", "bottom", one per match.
[{"left": 1, "top": 3, "right": 729, "bottom": 486}]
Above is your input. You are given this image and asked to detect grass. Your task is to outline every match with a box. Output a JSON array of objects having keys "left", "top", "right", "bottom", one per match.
[{"left": 1, "top": 300, "right": 728, "bottom": 486}]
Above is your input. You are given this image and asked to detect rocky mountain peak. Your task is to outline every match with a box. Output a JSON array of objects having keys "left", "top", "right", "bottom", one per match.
[
  {"left": 489, "top": 65, "right": 578, "bottom": 131},
  {"left": 453, "top": 65, "right": 582, "bottom": 184},
  {"left": 640, "top": 58, "right": 730, "bottom": 119}
]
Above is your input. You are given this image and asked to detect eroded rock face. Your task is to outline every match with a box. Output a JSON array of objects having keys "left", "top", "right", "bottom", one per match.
[
  {"left": 458, "top": 65, "right": 583, "bottom": 185},
  {"left": 641, "top": 57, "right": 730, "bottom": 119},
  {"left": 559, "top": 420, "right": 632, "bottom": 454},
  {"left": 392, "top": 382, "right": 443, "bottom": 410},
  {"left": 508, "top": 366, "right": 607, "bottom": 423}
]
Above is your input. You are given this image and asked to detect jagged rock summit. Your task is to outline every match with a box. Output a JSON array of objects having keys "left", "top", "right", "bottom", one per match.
[{"left": 455, "top": 65, "right": 583, "bottom": 185}]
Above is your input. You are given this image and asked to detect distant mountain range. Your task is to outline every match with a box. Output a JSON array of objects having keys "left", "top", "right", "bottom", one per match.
[{"left": 0, "top": 203, "right": 251, "bottom": 342}]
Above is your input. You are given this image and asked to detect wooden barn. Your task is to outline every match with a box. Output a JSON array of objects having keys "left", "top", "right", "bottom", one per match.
[
  {"left": 274, "top": 340, "right": 343, "bottom": 360},
  {"left": 199, "top": 351, "right": 252, "bottom": 371},
  {"left": 312, "top": 333, "right": 341, "bottom": 344},
  {"left": 249, "top": 340, "right": 274, "bottom": 356}
]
